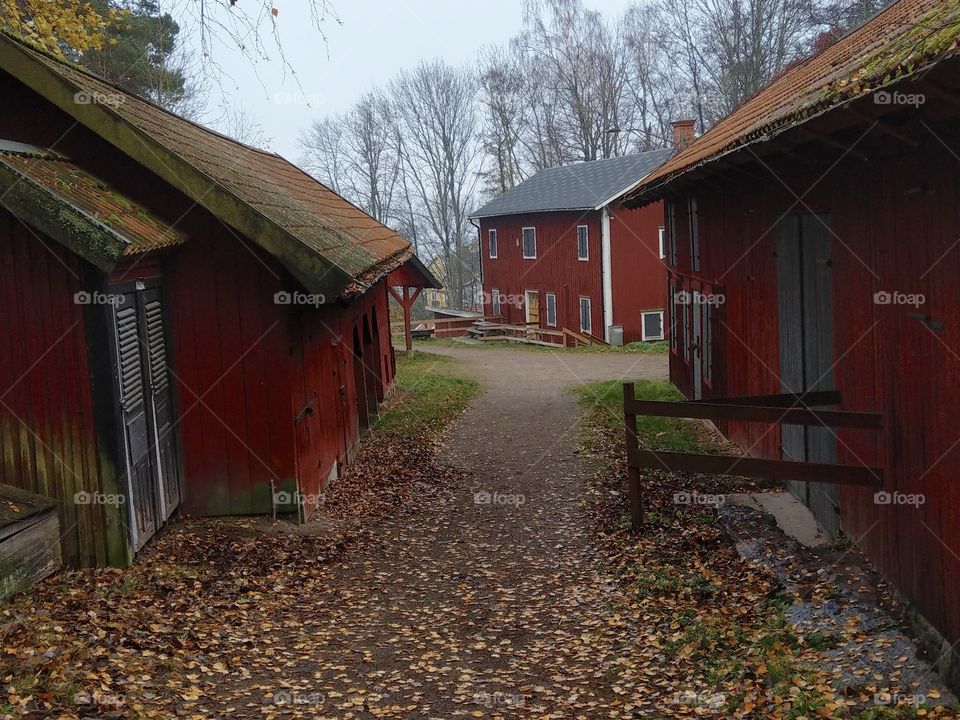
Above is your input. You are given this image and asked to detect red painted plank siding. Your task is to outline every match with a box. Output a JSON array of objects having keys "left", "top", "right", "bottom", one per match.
[
  {"left": 665, "top": 135, "right": 960, "bottom": 650},
  {"left": 480, "top": 211, "right": 604, "bottom": 334},
  {"left": 1, "top": 64, "right": 405, "bottom": 555},
  {"left": 292, "top": 282, "right": 395, "bottom": 516},
  {"left": 163, "top": 219, "right": 297, "bottom": 517},
  {"left": 609, "top": 199, "right": 668, "bottom": 341},
  {"left": 0, "top": 209, "right": 108, "bottom": 567},
  {"left": 165, "top": 222, "right": 397, "bottom": 520}
]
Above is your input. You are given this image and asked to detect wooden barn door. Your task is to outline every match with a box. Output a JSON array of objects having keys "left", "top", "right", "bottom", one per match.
[
  {"left": 778, "top": 214, "right": 838, "bottom": 536},
  {"left": 691, "top": 292, "right": 704, "bottom": 400},
  {"left": 525, "top": 291, "right": 540, "bottom": 324},
  {"left": 142, "top": 288, "right": 183, "bottom": 520},
  {"left": 352, "top": 327, "right": 369, "bottom": 432},
  {"left": 112, "top": 282, "right": 183, "bottom": 550}
]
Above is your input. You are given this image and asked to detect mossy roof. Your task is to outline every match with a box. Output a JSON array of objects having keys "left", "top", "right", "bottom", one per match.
[
  {"left": 0, "top": 32, "right": 413, "bottom": 298},
  {"left": 626, "top": 0, "right": 960, "bottom": 203},
  {"left": 0, "top": 147, "right": 187, "bottom": 256}
]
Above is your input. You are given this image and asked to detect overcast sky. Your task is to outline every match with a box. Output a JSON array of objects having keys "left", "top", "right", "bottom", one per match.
[{"left": 186, "top": 0, "right": 633, "bottom": 162}]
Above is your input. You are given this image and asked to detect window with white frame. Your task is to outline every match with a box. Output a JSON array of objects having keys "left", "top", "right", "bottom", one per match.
[
  {"left": 579, "top": 296, "right": 592, "bottom": 335},
  {"left": 658, "top": 226, "right": 666, "bottom": 260},
  {"left": 577, "top": 225, "right": 589, "bottom": 261},
  {"left": 688, "top": 198, "right": 701, "bottom": 271},
  {"left": 545, "top": 293, "right": 557, "bottom": 327},
  {"left": 488, "top": 229, "right": 498, "bottom": 258},
  {"left": 641, "top": 310, "right": 664, "bottom": 341},
  {"left": 522, "top": 227, "right": 537, "bottom": 259},
  {"left": 491, "top": 288, "right": 502, "bottom": 316}
]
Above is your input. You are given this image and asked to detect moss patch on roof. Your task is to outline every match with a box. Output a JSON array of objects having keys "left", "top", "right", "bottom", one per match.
[
  {"left": 626, "top": 0, "right": 960, "bottom": 203},
  {"left": 0, "top": 30, "right": 412, "bottom": 299},
  {"left": 823, "top": 0, "right": 960, "bottom": 103},
  {"left": 0, "top": 150, "right": 187, "bottom": 262}
]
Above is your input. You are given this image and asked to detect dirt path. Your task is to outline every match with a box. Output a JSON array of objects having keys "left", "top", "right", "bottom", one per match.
[{"left": 242, "top": 347, "right": 668, "bottom": 719}]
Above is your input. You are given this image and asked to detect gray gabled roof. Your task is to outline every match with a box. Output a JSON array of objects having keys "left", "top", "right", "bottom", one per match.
[{"left": 472, "top": 148, "right": 674, "bottom": 219}]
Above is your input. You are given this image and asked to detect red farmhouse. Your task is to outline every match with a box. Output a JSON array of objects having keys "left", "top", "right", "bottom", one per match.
[
  {"left": 473, "top": 149, "right": 675, "bottom": 344},
  {"left": 0, "top": 32, "right": 431, "bottom": 567},
  {"left": 626, "top": 0, "right": 960, "bottom": 688}
]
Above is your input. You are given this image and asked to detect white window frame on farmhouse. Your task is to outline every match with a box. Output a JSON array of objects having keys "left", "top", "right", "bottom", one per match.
[
  {"left": 579, "top": 296, "right": 592, "bottom": 335},
  {"left": 488, "top": 229, "right": 498, "bottom": 259},
  {"left": 577, "top": 225, "right": 589, "bottom": 261},
  {"left": 491, "top": 288, "right": 502, "bottom": 316},
  {"left": 522, "top": 227, "right": 537, "bottom": 259},
  {"left": 641, "top": 310, "right": 665, "bottom": 341},
  {"left": 545, "top": 292, "right": 557, "bottom": 327},
  {"left": 658, "top": 226, "right": 666, "bottom": 260}
]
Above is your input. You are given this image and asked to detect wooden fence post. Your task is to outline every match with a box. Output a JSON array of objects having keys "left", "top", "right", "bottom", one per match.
[{"left": 623, "top": 382, "right": 643, "bottom": 532}]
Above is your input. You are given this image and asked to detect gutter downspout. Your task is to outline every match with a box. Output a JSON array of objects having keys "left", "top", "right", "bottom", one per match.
[{"left": 601, "top": 206, "right": 614, "bottom": 342}]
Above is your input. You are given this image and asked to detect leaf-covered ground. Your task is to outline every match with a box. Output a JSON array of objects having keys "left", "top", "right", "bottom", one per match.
[
  {"left": 573, "top": 377, "right": 957, "bottom": 719},
  {"left": 2, "top": 347, "right": 956, "bottom": 719}
]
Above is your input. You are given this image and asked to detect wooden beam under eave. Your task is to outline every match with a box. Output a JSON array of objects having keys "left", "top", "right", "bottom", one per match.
[{"left": 794, "top": 126, "right": 870, "bottom": 161}]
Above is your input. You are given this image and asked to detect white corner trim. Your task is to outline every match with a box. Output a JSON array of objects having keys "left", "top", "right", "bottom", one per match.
[{"left": 601, "top": 207, "right": 614, "bottom": 341}]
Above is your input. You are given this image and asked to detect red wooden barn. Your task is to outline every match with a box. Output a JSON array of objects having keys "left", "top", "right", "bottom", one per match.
[
  {"left": 473, "top": 147, "right": 677, "bottom": 344},
  {"left": 625, "top": 0, "right": 960, "bottom": 687},
  {"left": 0, "top": 32, "right": 431, "bottom": 567}
]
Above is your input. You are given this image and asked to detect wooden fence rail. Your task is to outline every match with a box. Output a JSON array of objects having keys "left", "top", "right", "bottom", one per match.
[{"left": 623, "top": 383, "right": 884, "bottom": 531}]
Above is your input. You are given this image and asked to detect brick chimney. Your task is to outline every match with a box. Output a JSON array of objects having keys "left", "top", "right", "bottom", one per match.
[{"left": 671, "top": 119, "right": 696, "bottom": 151}]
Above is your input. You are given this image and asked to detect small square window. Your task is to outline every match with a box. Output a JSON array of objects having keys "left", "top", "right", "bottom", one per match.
[
  {"left": 545, "top": 293, "right": 557, "bottom": 327},
  {"left": 641, "top": 310, "right": 664, "bottom": 341},
  {"left": 522, "top": 227, "right": 537, "bottom": 259},
  {"left": 488, "top": 229, "right": 498, "bottom": 259},
  {"left": 577, "top": 225, "right": 589, "bottom": 261}
]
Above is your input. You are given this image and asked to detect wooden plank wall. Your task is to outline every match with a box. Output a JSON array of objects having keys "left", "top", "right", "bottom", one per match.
[
  {"left": 666, "top": 133, "right": 960, "bottom": 649},
  {"left": 293, "top": 281, "right": 395, "bottom": 518},
  {"left": 164, "top": 216, "right": 297, "bottom": 517},
  {"left": 609, "top": 199, "right": 669, "bottom": 342},
  {"left": 0, "top": 209, "right": 109, "bottom": 567}
]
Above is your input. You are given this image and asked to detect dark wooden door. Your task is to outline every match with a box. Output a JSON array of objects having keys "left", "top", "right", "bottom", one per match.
[
  {"left": 352, "top": 328, "right": 369, "bottom": 432},
  {"left": 112, "top": 283, "right": 183, "bottom": 550},
  {"left": 141, "top": 289, "right": 183, "bottom": 520},
  {"left": 692, "top": 292, "right": 704, "bottom": 400},
  {"left": 778, "top": 214, "right": 838, "bottom": 536},
  {"left": 114, "top": 297, "right": 158, "bottom": 549}
]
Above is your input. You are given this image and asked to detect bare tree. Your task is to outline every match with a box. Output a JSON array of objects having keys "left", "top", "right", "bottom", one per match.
[
  {"left": 299, "top": 117, "right": 347, "bottom": 195},
  {"left": 621, "top": 3, "right": 690, "bottom": 149},
  {"left": 516, "top": 0, "right": 635, "bottom": 163},
  {"left": 341, "top": 91, "right": 402, "bottom": 225},
  {"left": 214, "top": 100, "right": 270, "bottom": 149},
  {"left": 391, "top": 60, "right": 481, "bottom": 310},
  {"left": 654, "top": 0, "right": 817, "bottom": 126},
  {"left": 300, "top": 92, "right": 403, "bottom": 228},
  {"left": 477, "top": 45, "right": 529, "bottom": 196}
]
